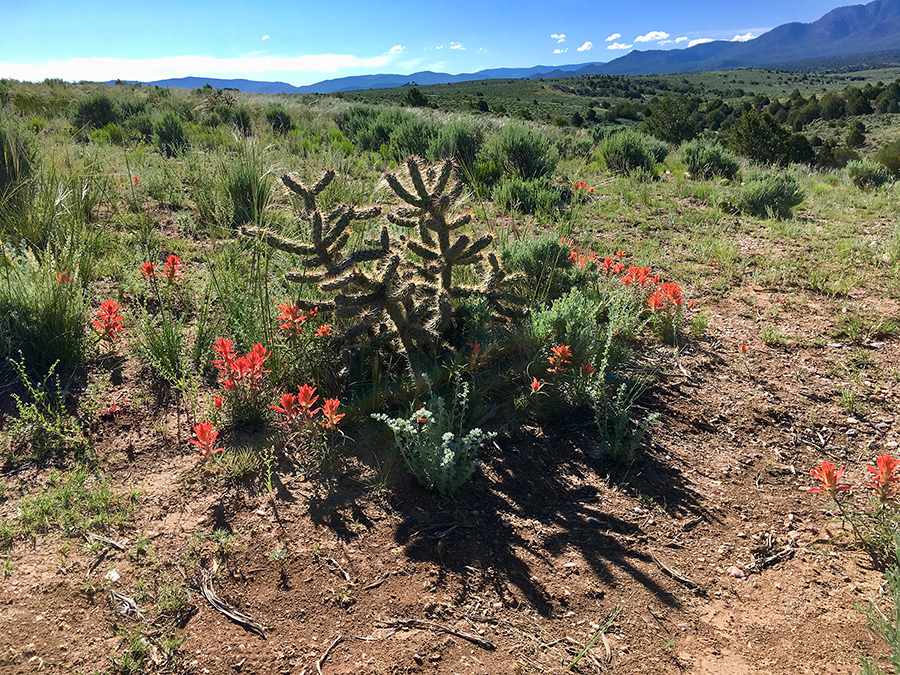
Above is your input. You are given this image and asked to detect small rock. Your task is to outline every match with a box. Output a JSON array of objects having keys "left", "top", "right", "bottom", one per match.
[
  {"left": 104, "top": 570, "right": 120, "bottom": 583},
  {"left": 727, "top": 566, "right": 747, "bottom": 580}
]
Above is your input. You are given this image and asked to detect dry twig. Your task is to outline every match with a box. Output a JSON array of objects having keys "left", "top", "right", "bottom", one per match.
[
  {"left": 198, "top": 567, "right": 267, "bottom": 639},
  {"left": 376, "top": 617, "right": 495, "bottom": 650},
  {"left": 316, "top": 636, "right": 343, "bottom": 675}
]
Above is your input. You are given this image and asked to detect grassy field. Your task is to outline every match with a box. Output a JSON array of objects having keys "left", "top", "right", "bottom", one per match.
[{"left": 0, "top": 76, "right": 900, "bottom": 673}]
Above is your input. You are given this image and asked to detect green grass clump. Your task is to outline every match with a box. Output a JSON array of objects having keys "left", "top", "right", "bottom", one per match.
[
  {"left": 680, "top": 138, "right": 740, "bottom": 179},
  {"left": 492, "top": 175, "right": 562, "bottom": 216},
  {"left": 429, "top": 118, "right": 485, "bottom": 173},
  {"left": 733, "top": 169, "right": 804, "bottom": 219}
]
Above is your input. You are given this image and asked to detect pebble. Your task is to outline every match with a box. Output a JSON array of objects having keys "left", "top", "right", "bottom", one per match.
[{"left": 727, "top": 566, "right": 747, "bottom": 580}]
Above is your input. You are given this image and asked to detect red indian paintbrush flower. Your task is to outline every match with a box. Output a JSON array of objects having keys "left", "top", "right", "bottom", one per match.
[
  {"left": 139, "top": 262, "right": 156, "bottom": 280},
  {"left": 190, "top": 422, "right": 224, "bottom": 458},
  {"left": 93, "top": 300, "right": 126, "bottom": 344},
  {"left": 270, "top": 392, "right": 300, "bottom": 423},
  {"left": 867, "top": 454, "right": 900, "bottom": 504},
  {"left": 581, "top": 363, "right": 596, "bottom": 376},
  {"left": 163, "top": 255, "right": 182, "bottom": 283},
  {"left": 808, "top": 460, "right": 851, "bottom": 498},
  {"left": 277, "top": 302, "right": 306, "bottom": 335},
  {"left": 548, "top": 344, "right": 572, "bottom": 373},
  {"left": 296, "top": 384, "right": 319, "bottom": 419},
  {"left": 466, "top": 340, "right": 489, "bottom": 373},
  {"left": 321, "top": 398, "right": 344, "bottom": 429},
  {"left": 529, "top": 377, "right": 544, "bottom": 395},
  {"left": 55, "top": 270, "right": 73, "bottom": 285},
  {"left": 315, "top": 324, "right": 332, "bottom": 337}
]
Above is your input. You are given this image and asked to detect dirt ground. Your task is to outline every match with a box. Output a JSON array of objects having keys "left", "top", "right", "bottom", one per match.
[{"left": 1, "top": 285, "right": 898, "bottom": 674}]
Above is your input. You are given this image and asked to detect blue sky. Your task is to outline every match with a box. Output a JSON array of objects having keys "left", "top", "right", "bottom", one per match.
[{"left": 0, "top": 0, "right": 855, "bottom": 86}]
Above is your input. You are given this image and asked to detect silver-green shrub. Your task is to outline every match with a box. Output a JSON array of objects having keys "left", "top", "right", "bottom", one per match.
[{"left": 372, "top": 377, "right": 495, "bottom": 495}]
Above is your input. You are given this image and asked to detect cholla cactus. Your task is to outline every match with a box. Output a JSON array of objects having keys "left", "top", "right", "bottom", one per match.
[{"left": 245, "top": 160, "right": 526, "bottom": 379}]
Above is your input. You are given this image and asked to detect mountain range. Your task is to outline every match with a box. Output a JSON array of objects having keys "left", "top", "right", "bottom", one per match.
[{"left": 140, "top": 0, "right": 900, "bottom": 94}]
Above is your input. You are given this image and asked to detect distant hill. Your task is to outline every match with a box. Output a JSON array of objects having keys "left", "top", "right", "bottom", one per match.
[{"left": 138, "top": 0, "right": 900, "bottom": 94}]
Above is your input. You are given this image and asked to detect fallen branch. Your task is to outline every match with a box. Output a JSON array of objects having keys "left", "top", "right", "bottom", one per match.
[
  {"left": 109, "top": 589, "right": 144, "bottom": 621},
  {"left": 323, "top": 557, "right": 351, "bottom": 582},
  {"left": 746, "top": 546, "right": 794, "bottom": 574},
  {"left": 376, "top": 618, "right": 495, "bottom": 650},
  {"left": 650, "top": 553, "right": 705, "bottom": 592},
  {"left": 316, "top": 636, "right": 343, "bottom": 675},
  {"left": 198, "top": 567, "right": 267, "bottom": 639}
]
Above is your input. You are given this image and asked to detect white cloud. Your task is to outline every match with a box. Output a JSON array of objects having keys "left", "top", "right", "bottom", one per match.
[
  {"left": 577, "top": 41, "right": 593, "bottom": 52},
  {"left": 688, "top": 38, "right": 716, "bottom": 47},
  {"left": 635, "top": 31, "right": 669, "bottom": 43},
  {"left": 605, "top": 33, "right": 621, "bottom": 42},
  {"left": 675, "top": 37, "right": 688, "bottom": 43},
  {"left": 262, "top": 35, "right": 270, "bottom": 41},
  {"left": 449, "top": 42, "right": 465, "bottom": 50},
  {"left": 551, "top": 33, "right": 566, "bottom": 43},
  {"left": 476, "top": 47, "right": 486, "bottom": 54},
  {"left": 731, "top": 32, "right": 755, "bottom": 42},
  {"left": 249, "top": 51, "right": 260, "bottom": 55},
  {"left": 607, "top": 42, "right": 633, "bottom": 50},
  {"left": 435, "top": 45, "right": 444, "bottom": 50},
  {"left": 389, "top": 45, "right": 404, "bottom": 54},
  {"left": 554, "top": 47, "right": 569, "bottom": 54},
  {"left": 0, "top": 52, "right": 401, "bottom": 86},
  {"left": 658, "top": 40, "right": 673, "bottom": 45}
]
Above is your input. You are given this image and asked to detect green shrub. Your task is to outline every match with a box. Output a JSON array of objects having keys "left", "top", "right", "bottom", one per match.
[
  {"left": 484, "top": 122, "right": 558, "bottom": 179},
  {"left": 124, "top": 112, "right": 153, "bottom": 142},
  {"left": 70, "top": 91, "right": 119, "bottom": 134},
  {"left": 388, "top": 116, "right": 437, "bottom": 160},
  {"left": 875, "top": 140, "right": 900, "bottom": 174},
  {"left": 728, "top": 110, "right": 790, "bottom": 165},
  {"left": 845, "top": 159, "right": 890, "bottom": 190},
  {"left": 501, "top": 235, "right": 593, "bottom": 304},
  {"left": 734, "top": 170, "right": 804, "bottom": 219},
  {"left": 599, "top": 129, "right": 657, "bottom": 175},
  {"left": 372, "top": 377, "right": 494, "bottom": 495},
  {"left": 265, "top": 103, "right": 292, "bottom": 134},
  {"left": 428, "top": 119, "right": 484, "bottom": 174},
  {"left": 492, "top": 175, "right": 562, "bottom": 216},
  {"left": 232, "top": 105, "right": 252, "bottom": 136},
  {"left": 680, "top": 138, "right": 740, "bottom": 179},
  {"left": 88, "top": 122, "right": 126, "bottom": 146},
  {"left": 153, "top": 110, "right": 187, "bottom": 157},
  {"left": 531, "top": 288, "right": 604, "bottom": 368},
  {"left": 592, "top": 377, "right": 658, "bottom": 464}
]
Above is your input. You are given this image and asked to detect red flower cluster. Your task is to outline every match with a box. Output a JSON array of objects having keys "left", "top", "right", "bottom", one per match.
[
  {"left": 621, "top": 266, "right": 659, "bottom": 287},
  {"left": 277, "top": 302, "right": 307, "bottom": 335},
  {"left": 572, "top": 181, "right": 596, "bottom": 193},
  {"left": 139, "top": 262, "right": 156, "bottom": 280},
  {"left": 190, "top": 421, "right": 224, "bottom": 459},
  {"left": 55, "top": 270, "right": 74, "bottom": 285},
  {"left": 548, "top": 343, "right": 572, "bottom": 374},
  {"left": 163, "top": 255, "right": 182, "bottom": 283},
  {"left": 93, "top": 300, "right": 126, "bottom": 344},
  {"left": 213, "top": 338, "right": 270, "bottom": 394},
  {"left": 867, "top": 454, "right": 900, "bottom": 504},
  {"left": 270, "top": 385, "right": 344, "bottom": 429},
  {"left": 647, "top": 282, "right": 684, "bottom": 311}
]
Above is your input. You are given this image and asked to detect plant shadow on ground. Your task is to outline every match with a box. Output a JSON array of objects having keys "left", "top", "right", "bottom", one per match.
[{"left": 292, "top": 415, "right": 712, "bottom": 618}]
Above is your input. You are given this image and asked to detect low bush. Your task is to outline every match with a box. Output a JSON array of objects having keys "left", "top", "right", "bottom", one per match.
[
  {"left": 501, "top": 235, "right": 594, "bottom": 304},
  {"left": 875, "top": 140, "right": 900, "bottom": 174},
  {"left": 599, "top": 129, "right": 659, "bottom": 175},
  {"left": 733, "top": 169, "right": 804, "bottom": 219},
  {"left": 0, "top": 111, "right": 34, "bottom": 218},
  {"left": 88, "top": 122, "right": 126, "bottom": 146},
  {"left": 265, "top": 103, "right": 293, "bottom": 134},
  {"left": 845, "top": 159, "right": 890, "bottom": 190},
  {"left": 372, "top": 376, "right": 494, "bottom": 495},
  {"left": 428, "top": 119, "right": 484, "bottom": 174},
  {"left": 483, "top": 122, "right": 558, "bottom": 179},
  {"left": 680, "top": 138, "right": 740, "bottom": 179},
  {"left": 70, "top": 91, "right": 119, "bottom": 134},
  {"left": 153, "top": 110, "right": 187, "bottom": 157}
]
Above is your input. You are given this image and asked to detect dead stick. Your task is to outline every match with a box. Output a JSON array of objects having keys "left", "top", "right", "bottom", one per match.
[
  {"left": 377, "top": 618, "right": 495, "bottom": 650},
  {"left": 316, "top": 636, "right": 343, "bottom": 675}
]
